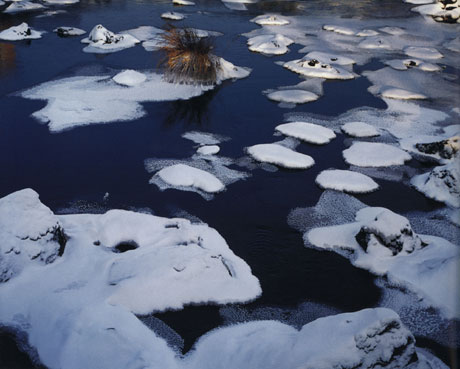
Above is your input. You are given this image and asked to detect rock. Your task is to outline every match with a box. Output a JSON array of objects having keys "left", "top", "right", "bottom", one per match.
[{"left": 415, "top": 136, "right": 459, "bottom": 160}]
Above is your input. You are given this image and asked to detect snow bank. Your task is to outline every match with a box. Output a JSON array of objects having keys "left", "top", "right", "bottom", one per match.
[
  {"left": 266, "top": 90, "right": 319, "bottom": 104},
  {"left": 247, "top": 144, "right": 315, "bottom": 169},
  {"left": 341, "top": 122, "right": 380, "bottom": 137},
  {"left": 81, "top": 24, "right": 140, "bottom": 53},
  {"left": 343, "top": 142, "right": 412, "bottom": 167},
  {"left": 112, "top": 70, "right": 147, "bottom": 87},
  {"left": 0, "top": 23, "right": 42, "bottom": 41},
  {"left": 275, "top": 122, "right": 336, "bottom": 145},
  {"left": 247, "top": 34, "right": 293, "bottom": 55},
  {"left": 316, "top": 169, "right": 379, "bottom": 193}
]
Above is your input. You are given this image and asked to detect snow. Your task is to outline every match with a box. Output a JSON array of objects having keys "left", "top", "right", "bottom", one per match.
[
  {"left": 43, "top": 0, "right": 78, "bottom": 4},
  {"left": 0, "top": 23, "right": 43, "bottom": 41},
  {"left": 358, "top": 37, "right": 392, "bottom": 50},
  {"left": 305, "top": 51, "right": 355, "bottom": 65},
  {"left": 322, "top": 24, "right": 355, "bottom": 35},
  {"left": 315, "top": 169, "right": 379, "bottom": 193},
  {"left": 411, "top": 2, "right": 460, "bottom": 23},
  {"left": 197, "top": 145, "right": 220, "bottom": 155},
  {"left": 155, "top": 164, "right": 225, "bottom": 193},
  {"left": 251, "top": 14, "right": 290, "bottom": 26},
  {"left": 182, "top": 131, "right": 227, "bottom": 145},
  {"left": 444, "top": 36, "right": 460, "bottom": 52},
  {"left": 381, "top": 87, "right": 427, "bottom": 100},
  {"left": 402, "top": 135, "right": 460, "bottom": 163},
  {"left": 385, "top": 58, "right": 441, "bottom": 72},
  {"left": 216, "top": 58, "right": 251, "bottom": 81},
  {"left": 173, "top": 0, "right": 195, "bottom": 5},
  {"left": 306, "top": 205, "right": 460, "bottom": 319},
  {"left": 379, "top": 26, "right": 406, "bottom": 35},
  {"left": 3, "top": 1, "right": 45, "bottom": 13},
  {"left": 247, "top": 144, "right": 315, "bottom": 169},
  {"left": 81, "top": 24, "right": 140, "bottom": 53},
  {"left": 343, "top": 142, "right": 412, "bottom": 167},
  {"left": 247, "top": 34, "right": 294, "bottom": 55},
  {"left": 161, "top": 11, "right": 186, "bottom": 20},
  {"left": 356, "top": 29, "right": 380, "bottom": 37},
  {"left": 266, "top": 90, "right": 319, "bottom": 104},
  {"left": 275, "top": 122, "right": 336, "bottom": 145},
  {"left": 404, "top": 46, "right": 443, "bottom": 60},
  {"left": 283, "top": 58, "right": 355, "bottom": 80},
  {"left": 341, "top": 122, "right": 380, "bottom": 138},
  {"left": 53, "top": 27, "right": 86, "bottom": 37},
  {"left": 112, "top": 70, "right": 147, "bottom": 87},
  {"left": 122, "top": 25, "right": 163, "bottom": 42},
  {"left": 404, "top": 0, "right": 433, "bottom": 4},
  {"left": 411, "top": 161, "right": 460, "bottom": 208}
]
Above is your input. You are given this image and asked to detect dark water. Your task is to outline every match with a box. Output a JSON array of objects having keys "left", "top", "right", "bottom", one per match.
[{"left": 0, "top": 0, "right": 457, "bottom": 367}]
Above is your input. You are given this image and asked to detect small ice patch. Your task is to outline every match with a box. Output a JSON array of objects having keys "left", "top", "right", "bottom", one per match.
[
  {"left": 81, "top": 24, "right": 140, "bottom": 53},
  {"left": 356, "top": 29, "right": 380, "bottom": 37},
  {"left": 315, "top": 169, "right": 379, "bottom": 193},
  {"left": 112, "top": 70, "right": 147, "bottom": 87},
  {"left": 341, "top": 122, "right": 380, "bottom": 138},
  {"left": 161, "top": 11, "right": 186, "bottom": 20},
  {"left": 322, "top": 24, "right": 355, "bottom": 35},
  {"left": 275, "top": 122, "right": 336, "bottom": 145},
  {"left": 385, "top": 58, "right": 441, "bottom": 72},
  {"left": 404, "top": 46, "right": 443, "bottom": 60},
  {"left": 251, "top": 14, "right": 290, "bottom": 26},
  {"left": 0, "top": 23, "right": 42, "bottom": 41},
  {"left": 247, "top": 144, "right": 315, "bottom": 169},
  {"left": 266, "top": 90, "right": 319, "bottom": 105},
  {"left": 54, "top": 27, "right": 86, "bottom": 37},
  {"left": 283, "top": 58, "right": 355, "bottom": 80},
  {"left": 343, "top": 142, "right": 412, "bottom": 167},
  {"left": 247, "top": 34, "right": 294, "bottom": 55},
  {"left": 182, "top": 131, "right": 228, "bottom": 145},
  {"left": 381, "top": 88, "right": 427, "bottom": 100},
  {"left": 197, "top": 145, "right": 220, "bottom": 155}
]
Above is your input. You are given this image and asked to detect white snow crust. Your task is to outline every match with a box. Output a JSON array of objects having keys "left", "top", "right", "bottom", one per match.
[
  {"left": 315, "top": 169, "right": 379, "bottom": 193},
  {"left": 247, "top": 144, "right": 315, "bottom": 169},
  {"left": 343, "top": 142, "right": 412, "bottom": 167},
  {"left": 275, "top": 122, "right": 336, "bottom": 145}
]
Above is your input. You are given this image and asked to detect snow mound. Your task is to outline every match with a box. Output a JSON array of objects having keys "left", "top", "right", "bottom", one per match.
[
  {"left": 247, "top": 144, "right": 315, "bottom": 169},
  {"left": 247, "top": 34, "right": 294, "bottom": 55},
  {"left": 54, "top": 26, "right": 86, "bottom": 37},
  {"left": 316, "top": 169, "right": 379, "bottom": 193},
  {"left": 356, "top": 29, "right": 380, "bottom": 36},
  {"left": 0, "top": 189, "right": 66, "bottom": 282},
  {"left": 197, "top": 145, "right": 220, "bottom": 155},
  {"left": 81, "top": 24, "right": 140, "bottom": 53},
  {"left": 251, "top": 14, "right": 290, "bottom": 26},
  {"left": 3, "top": 1, "right": 45, "bottom": 13},
  {"left": 173, "top": 0, "right": 195, "bottom": 5},
  {"left": 411, "top": 160, "right": 460, "bottom": 208},
  {"left": 381, "top": 88, "right": 427, "bottom": 100},
  {"left": 358, "top": 37, "right": 392, "bottom": 50},
  {"left": 379, "top": 26, "right": 406, "bottom": 35},
  {"left": 343, "top": 142, "right": 412, "bottom": 167},
  {"left": 112, "top": 70, "right": 147, "bottom": 87},
  {"left": 385, "top": 58, "right": 441, "bottom": 72},
  {"left": 161, "top": 11, "right": 186, "bottom": 20},
  {"left": 122, "top": 25, "right": 163, "bottom": 42},
  {"left": 0, "top": 23, "right": 42, "bottom": 41},
  {"left": 305, "top": 51, "right": 355, "bottom": 65},
  {"left": 217, "top": 58, "right": 251, "bottom": 81},
  {"left": 306, "top": 203, "right": 460, "bottom": 318},
  {"left": 404, "top": 46, "right": 443, "bottom": 59},
  {"left": 341, "top": 122, "right": 380, "bottom": 137},
  {"left": 413, "top": 136, "right": 460, "bottom": 162},
  {"left": 267, "top": 90, "right": 319, "bottom": 104},
  {"left": 284, "top": 57, "right": 355, "bottom": 80},
  {"left": 275, "top": 122, "right": 336, "bottom": 145},
  {"left": 155, "top": 164, "right": 225, "bottom": 194},
  {"left": 322, "top": 24, "right": 355, "bottom": 35},
  {"left": 412, "top": 2, "right": 460, "bottom": 23}
]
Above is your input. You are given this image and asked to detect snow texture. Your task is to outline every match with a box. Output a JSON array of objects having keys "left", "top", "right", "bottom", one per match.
[
  {"left": 251, "top": 14, "right": 290, "bottom": 26},
  {"left": 0, "top": 23, "right": 42, "bottom": 41},
  {"left": 343, "top": 142, "right": 412, "bottom": 167},
  {"left": 247, "top": 34, "right": 294, "bottom": 55},
  {"left": 197, "top": 145, "right": 220, "bottom": 155},
  {"left": 275, "top": 122, "right": 336, "bottom": 145},
  {"left": 53, "top": 27, "right": 86, "bottom": 37},
  {"left": 341, "top": 122, "right": 380, "bottom": 138},
  {"left": 161, "top": 11, "right": 186, "bottom": 20},
  {"left": 315, "top": 169, "right": 379, "bottom": 193},
  {"left": 3, "top": 1, "right": 45, "bottom": 13},
  {"left": 247, "top": 144, "right": 315, "bottom": 169},
  {"left": 283, "top": 57, "right": 355, "bottom": 80},
  {"left": 381, "top": 88, "right": 427, "bottom": 100},
  {"left": 81, "top": 24, "right": 140, "bottom": 53},
  {"left": 404, "top": 46, "right": 443, "bottom": 59},
  {"left": 267, "top": 90, "right": 319, "bottom": 104},
  {"left": 112, "top": 70, "right": 147, "bottom": 87}
]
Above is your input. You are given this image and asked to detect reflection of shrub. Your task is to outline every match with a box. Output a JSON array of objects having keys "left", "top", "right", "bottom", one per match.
[{"left": 160, "top": 27, "right": 218, "bottom": 85}]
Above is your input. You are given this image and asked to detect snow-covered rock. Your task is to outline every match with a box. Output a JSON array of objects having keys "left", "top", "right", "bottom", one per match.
[
  {"left": 0, "top": 23, "right": 42, "bottom": 41},
  {"left": 122, "top": 25, "right": 163, "bottom": 42},
  {"left": 161, "top": 11, "right": 186, "bottom": 20},
  {"left": 381, "top": 87, "right": 427, "bottom": 100},
  {"left": 251, "top": 14, "right": 290, "bottom": 25},
  {"left": 0, "top": 189, "right": 66, "bottom": 282},
  {"left": 155, "top": 164, "right": 225, "bottom": 193},
  {"left": 43, "top": 0, "right": 79, "bottom": 4},
  {"left": 341, "top": 122, "right": 380, "bottom": 138},
  {"left": 316, "top": 169, "right": 379, "bottom": 193},
  {"left": 266, "top": 90, "right": 319, "bottom": 104},
  {"left": 358, "top": 37, "right": 392, "bottom": 50},
  {"left": 275, "top": 122, "right": 336, "bottom": 145},
  {"left": 247, "top": 34, "right": 294, "bottom": 55},
  {"left": 356, "top": 29, "right": 380, "bottom": 36},
  {"left": 343, "top": 142, "right": 412, "bottom": 167},
  {"left": 322, "top": 24, "right": 355, "bottom": 35},
  {"left": 414, "top": 136, "right": 460, "bottom": 161},
  {"left": 283, "top": 58, "right": 355, "bottom": 79},
  {"left": 305, "top": 51, "right": 355, "bottom": 66},
  {"left": 247, "top": 144, "right": 315, "bottom": 169},
  {"left": 404, "top": 46, "right": 443, "bottom": 59},
  {"left": 379, "top": 26, "right": 406, "bottom": 35},
  {"left": 112, "top": 70, "right": 147, "bottom": 87},
  {"left": 216, "top": 58, "right": 251, "bottom": 81},
  {"left": 197, "top": 145, "right": 220, "bottom": 155},
  {"left": 306, "top": 203, "right": 460, "bottom": 318},
  {"left": 81, "top": 24, "right": 140, "bottom": 53},
  {"left": 53, "top": 26, "right": 86, "bottom": 37},
  {"left": 385, "top": 58, "right": 441, "bottom": 72},
  {"left": 3, "top": 1, "right": 45, "bottom": 13},
  {"left": 411, "top": 160, "right": 460, "bottom": 207},
  {"left": 412, "top": 1, "right": 460, "bottom": 23},
  {"left": 173, "top": 0, "right": 195, "bottom": 5}
]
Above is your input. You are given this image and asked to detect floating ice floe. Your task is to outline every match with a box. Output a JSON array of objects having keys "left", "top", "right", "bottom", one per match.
[
  {"left": 283, "top": 58, "right": 355, "bottom": 79},
  {"left": 358, "top": 37, "right": 392, "bottom": 50},
  {"left": 155, "top": 164, "right": 225, "bottom": 194},
  {"left": 385, "top": 58, "right": 441, "bottom": 72},
  {"left": 81, "top": 24, "right": 140, "bottom": 53},
  {"left": 197, "top": 145, "right": 220, "bottom": 155},
  {"left": 161, "top": 11, "right": 186, "bottom": 20},
  {"left": 54, "top": 26, "right": 86, "bottom": 37},
  {"left": 173, "top": 0, "right": 195, "bottom": 5},
  {"left": 404, "top": 46, "right": 443, "bottom": 59},
  {"left": 182, "top": 131, "right": 228, "bottom": 145},
  {"left": 322, "top": 24, "right": 355, "bottom": 36},
  {"left": 247, "top": 34, "right": 294, "bottom": 55},
  {"left": 112, "top": 70, "right": 147, "bottom": 87},
  {"left": 305, "top": 51, "right": 355, "bottom": 66},
  {"left": 0, "top": 22, "right": 43, "bottom": 41},
  {"left": 247, "top": 144, "right": 315, "bottom": 169},
  {"left": 341, "top": 122, "right": 380, "bottom": 138},
  {"left": 315, "top": 169, "right": 379, "bottom": 193},
  {"left": 266, "top": 90, "right": 319, "bottom": 104},
  {"left": 381, "top": 87, "right": 427, "bottom": 100},
  {"left": 123, "top": 25, "right": 163, "bottom": 42},
  {"left": 251, "top": 14, "right": 290, "bottom": 26},
  {"left": 411, "top": 160, "right": 460, "bottom": 207},
  {"left": 343, "top": 142, "right": 412, "bottom": 167},
  {"left": 3, "top": 0, "right": 45, "bottom": 13},
  {"left": 356, "top": 29, "right": 380, "bottom": 37},
  {"left": 275, "top": 122, "right": 336, "bottom": 145}
]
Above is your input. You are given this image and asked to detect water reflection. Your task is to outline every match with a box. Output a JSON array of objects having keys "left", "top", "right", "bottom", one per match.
[{"left": 0, "top": 42, "right": 16, "bottom": 76}]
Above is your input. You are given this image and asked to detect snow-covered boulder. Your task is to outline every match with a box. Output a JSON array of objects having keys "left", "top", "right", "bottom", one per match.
[
  {"left": 81, "top": 24, "right": 140, "bottom": 53},
  {"left": 173, "top": 0, "right": 195, "bottom": 5},
  {"left": 385, "top": 58, "right": 441, "bottom": 72},
  {"left": 275, "top": 122, "right": 336, "bottom": 145},
  {"left": 411, "top": 160, "right": 460, "bottom": 207},
  {"left": 247, "top": 144, "right": 315, "bottom": 169},
  {"left": 266, "top": 90, "right": 319, "bottom": 104},
  {"left": 414, "top": 136, "right": 459, "bottom": 160},
  {"left": 0, "top": 23, "right": 42, "bottom": 41},
  {"left": 343, "top": 142, "right": 412, "bottom": 167},
  {"left": 112, "top": 70, "right": 147, "bottom": 87},
  {"left": 247, "top": 34, "right": 294, "bottom": 55},
  {"left": 53, "top": 26, "right": 86, "bottom": 37},
  {"left": 341, "top": 122, "right": 380, "bottom": 138},
  {"left": 412, "top": 0, "right": 460, "bottom": 23},
  {"left": 161, "top": 11, "right": 186, "bottom": 20},
  {"left": 315, "top": 169, "right": 379, "bottom": 193},
  {"left": 0, "top": 189, "right": 66, "bottom": 282},
  {"left": 251, "top": 14, "right": 290, "bottom": 25},
  {"left": 305, "top": 51, "right": 355, "bottom": 65},
  {"left": 283, "top": 58, "right": 355, "bottom": 79}
]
